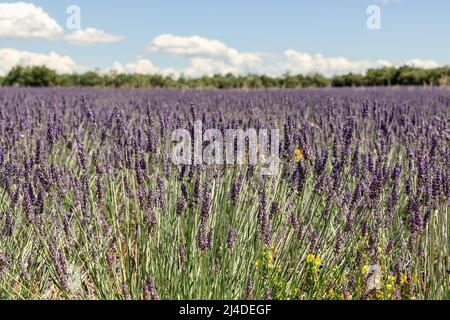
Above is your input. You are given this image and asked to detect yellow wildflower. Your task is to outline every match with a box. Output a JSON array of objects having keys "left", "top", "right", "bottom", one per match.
[
  {"left": 378, "top": 246, "right": 383, "bottom": 254},
  {"left": 255, "top": 259, "right": 260, "bottom": 268},
  {"left": 294, "top": 148, "right": 303, "bottom": 162},
  {"left": 328, "top": 288, "right": 335, "bottom": 299},
  {"left": 314, "top": 256, "right": 321, "bottom": 267},
  {"left": 401, "top": 273, "right": 408, "bottom": 285},
  {"left": 268, "top": 251, "right": 274, "bottom": 264},
  {"left": 386, "top": 284, "right": 394, "bottom": 291},
  {"left": 376, "top": 291, "right": 385, "bottom": 299},
  {"left": 388, "top": 275, "right": 396, "bottom": 283},
  {"left": 306, "top": 254, "right": 315, "bottom": 263},
  {"left": 362, "top": 265, "right": 369, "bottom": 274}
]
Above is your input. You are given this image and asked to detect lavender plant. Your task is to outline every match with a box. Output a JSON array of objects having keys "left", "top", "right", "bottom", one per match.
[{"left": 0, "top": 87, "right": 448, "bottom": 300}]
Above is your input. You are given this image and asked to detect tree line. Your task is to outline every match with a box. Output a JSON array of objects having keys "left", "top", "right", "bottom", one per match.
[{"left": 0, "top": 65, "right": 449, "bottom": 89}]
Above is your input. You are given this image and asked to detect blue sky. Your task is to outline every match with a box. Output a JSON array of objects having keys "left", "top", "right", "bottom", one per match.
[{"left": 0, "top": 0, "right": 448, "bottom": 77}]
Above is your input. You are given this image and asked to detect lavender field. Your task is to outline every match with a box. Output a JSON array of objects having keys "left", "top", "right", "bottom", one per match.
[{"left": 0, "top": 87, "right": 448, "bottom": 300}]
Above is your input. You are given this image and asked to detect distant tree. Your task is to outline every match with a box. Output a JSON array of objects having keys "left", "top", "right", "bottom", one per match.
[
  {"left": 29, "top": 66, "right": 58, "bottom": 86},
  {"left": 310, "top": 73, "right": 330, "bottom": 87},
  {"left": 396, "top": 66, "right": 430, "bottom": 86},
  {"left": 56, "top": 74, "right": 79, "bottom": 87},
  {"left": 78, "top": 71, "right": 105, "bottom": 87},
  {"left": 331, "top": 75, "right": 346, "bottom": 87},
  {"left": 148, "top": 75, "right": 169, "bottom": 88},
  {"left": 366, "top": 67, "right": 398, "bottom": 86},
  {"left": 244, "top": 74, "right": 263, "bottom": 89},
  {"left": 112, "top": 74, "right": 130, "bottom": 87},
  {"left": 2, "top": 66, "right": 23, "bottom": 86},
  {"left": 437, "top": 67, "right": 450, "bottom": 86},
  {"left": 1, "top": 64, "right": 450, "bottom": 88},
  {"left": 3, "top": 65, "right": 57, "bottom": 86},
  {"left": 282, "top": 74, "right": 301, "bottom": 88}
]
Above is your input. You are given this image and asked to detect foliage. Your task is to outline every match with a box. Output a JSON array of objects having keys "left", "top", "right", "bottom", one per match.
[
  {"left": 2, "top": 65, "right": 450, "bottom": 88},
  {"left": 3, "top": 66, "right": 58, "bottom": 87}
]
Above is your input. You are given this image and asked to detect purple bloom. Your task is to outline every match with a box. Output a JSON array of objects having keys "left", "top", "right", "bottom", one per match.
[
  {"left": 246, "top": 275, "right": 253, "bottom": 299},
  {"left": 226, "top": 228, "right": 237, "bottom": 250},
  {"left": 143, "top": 276, "right": 160, "bottom": 300},
  {"left": 178, "top": 243, "right": 186, "bottom": 267},
  {"left": 0, "top": 253, "right": 8, "bottom": 277},
  {"left": 176, "top": 196, "right": 186, "bottom": 217}
]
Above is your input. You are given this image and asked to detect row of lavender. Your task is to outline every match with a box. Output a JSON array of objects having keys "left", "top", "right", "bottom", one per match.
[{"left": 0, "top": 87, "right": 448, "bottom": 299}]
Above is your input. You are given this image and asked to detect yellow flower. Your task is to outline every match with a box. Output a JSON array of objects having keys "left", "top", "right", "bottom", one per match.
[
  {"left": 401, "top": 273, "right": 408, "bottom": 285},
  {"left": 386, "top": 284, "right": 394, "bottom": 291},
  {"left": 255, "top": 259, "right": 260, "bottom": 268},
  {"left": 378, "top": 246, "right": 383, "bottom": 254},
  {"left": 388, "top": 275, "right": 396, "bottom": 283},
  {"left": 268, "top": 251, "right": 274, "bottom": 263},
  {"left": 376, "top": 291, "right": 385, "bottom": 299},
  {"left": 294, "top": 148, "right": 303, "bottom": 162},
  {"left": 361, "top": 265, "right": 369, "bottom": 274},
  {"left": 328, "top": 288, "right": 335, "bottom": 298},
  {"left": 314, "top": 256, "right": 321, "bottom": 267},
  {"left": 306, "top": 254, "right": 315, "bottom": 263}
]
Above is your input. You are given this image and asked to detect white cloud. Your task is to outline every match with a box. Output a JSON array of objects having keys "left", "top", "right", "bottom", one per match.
[
  {"left": 148, "top": 34, "right": 262, "bottom": 73},
  {"left": 149, "top": 34, "right": 230, "bottom": 57},
  {"left": 144, "top": 34, "right": 408, "bottom": 77},
  {"left": 183, "top": 57, "right": 238, "bottom": 77},
  {"left": 280, "top": 49, "right": 394, "bottom": 77},
  {"left": 111, "top": 58, "right": 179, "bottom": 78},
  {"left": 0, "top": 2, "right": 122, "bottom": 45},
  {"left": 111, "top": 56, "right": 259, "bottom": 79},
  {"left": 111, "top": 34, "right": 443, "bottom": 78},
  {"left": 0, "top": 2, "right": 63, "bottom": 39},
  {"left": 65, "top": 28, "right": 124, "bottom": 45},
  {"left": 405, "top": 59, "right": 440, "bottom": 69},
  {"left": 0, "top": 48, "right": 80, "bottom": 76},
  {"left": 110, "top": 52, "right": 391, "bottom": 79}
]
